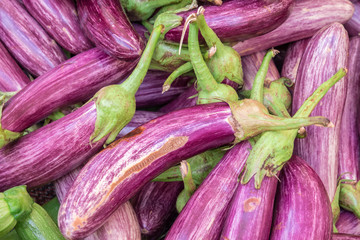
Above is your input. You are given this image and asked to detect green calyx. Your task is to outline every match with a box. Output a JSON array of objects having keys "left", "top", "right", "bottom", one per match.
[
  {"left": 0, "top": 194, "right": 17, "bottom": 238},
  {"left": 263, "top": 78, "right": 293, "bottom": 117},
  {"left": 176, "top": 161, "right": 197, "bottom": 213},
  {"left": 90, "top": 24, "right": 164, "bottom": 146},
  {"left": 150, "top": 0, "right": 197, "bottom": 23},
  {"left": 153, "top": 13, "right": 183, "bottom": 39},
  {"left": 3, "top": 186, "right": 34, "bottom": 222},
  {"left": 339, "top": 180, "right": 360, "bottom": 219}
]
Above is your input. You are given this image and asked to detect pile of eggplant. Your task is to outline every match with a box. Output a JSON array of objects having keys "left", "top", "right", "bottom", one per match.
[{"left": 0, "top": 0, "right": 359, "bottom": 239}]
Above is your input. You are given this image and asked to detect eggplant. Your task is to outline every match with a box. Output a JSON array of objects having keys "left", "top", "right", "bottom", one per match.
[
  {"left": 77, "top": 0, "right": 144, "bottom": 60},
  {"left": 344, "top": 0, "right": 360, "bottom": 37},
  {"left": 58, "top": 100, "right": 332, "bottom": 238},
  {"left": 233, "top": 0, "right": 354, "bottom": 56},
  {"left": 332, "top": 233, "right": 360, "bottom": 240},
  {"left": 0, "top": 42, "right": 29, "bottom": 92},
  {"left": 55, "top": 167, "right": 141, "bottom": 240},
  {"left": 338, "top": 36, "right": 360, "bottom": 181},
  {"left": 165, "top": 0, "right": 294, "bottom": 43},
  {"left": 336, "top": 211, "right": 360, "bottom": 235},
  {"left": 269, "top": 155, "right": 333, "bottom": 240},
  {"left": 23, "top": 0, "right": 93, "bottom": 54},
  {"left": 292, "top": 23, "right": 349, "bottom": 199},
  {"left": 0, "top": 0, "right": 66, "bottom": 76},
  {"left": 165, "top": 141, "right": 251, "bottom": 240}
]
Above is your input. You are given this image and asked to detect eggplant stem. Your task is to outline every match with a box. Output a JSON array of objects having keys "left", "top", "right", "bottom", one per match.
[
  {"left": 179, "top": 13, "right": 197, "bottom": 55},
  {"left": 163, "top": 62, "right": 193, "bottom": 93}
]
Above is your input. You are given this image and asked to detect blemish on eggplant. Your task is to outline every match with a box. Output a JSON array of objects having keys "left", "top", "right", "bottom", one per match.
[{"left": 243, "top": 197, "right": 261, "bottom": 212}]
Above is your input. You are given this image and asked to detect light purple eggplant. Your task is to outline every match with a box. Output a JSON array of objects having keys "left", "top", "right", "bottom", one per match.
[
  {"left": 332, "top": 233, "right": 360, "bottom": 240},
  {"left": 233, "top": 0, "right": 354, "bottom": 56},
  {"left": 0, "top": 41, "right": 29, "bottom": 92},
  {"left": 220, "top": 173, "right": 278, "bottom": 240},
  {"left": 0, "top": 0, "right": 66, "bottom": 76},
  {"left": 292, "top": 23, "right": 349, "bottom": 199},
  {"left": 338, "top": 36, "right": 360, "bottom": 181},
  {"left": 165, "top": 0, "right": 294, "bottom": 43},
  {"left": 1, "top": 47, "right": 136, "bottom": 133},
  {"left": 336, "top": 211, "right": 360, "bottom": 235},
  {"left": 23, "top": 0, "right": 93, "bottom": 54},
  {"left": 55, "top": 167, "right": 141, "bottom": 240},
  {"left": 165, "top": 141, "right": 251, "bottom": 240},
  {"left": 0, "top": 106, "right": 159, "bottom": 191},
  {"left": 134, "top": 181, "right": 183, "bottom": 237},
  {"left": 269, "top": 155, "right": 333, "bottom": 240},
  {"left": 77, "top": 0, "right": 144, "bottom": 60},
  {"left": 281, "top": 38, "right": 310, "bottom": 84},
  {"left": 344, "top": 0, "right": 360, "bottom": 37}
]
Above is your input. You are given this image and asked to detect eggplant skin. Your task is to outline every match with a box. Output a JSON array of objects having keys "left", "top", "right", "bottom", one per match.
[
  {"left": 344, "top": 0, "right": 360, "bottom": 37},
  {"left": 165, "top": 0, "right": 294, "bottom": 43},
  {"left": 0, "top": 0, "right": 66, "bottom": 76},
  {"left": 23, "top": 0, "right": 93, "bottom": 54},
  {"left": 270, "top": 155, "right": 333, "bottom": 240},
  {"left": 78, "top": 0, "right": 144, "bottom": 60},
  {"left": 332, "top": 233, "right": 360, "bottom": 240}
]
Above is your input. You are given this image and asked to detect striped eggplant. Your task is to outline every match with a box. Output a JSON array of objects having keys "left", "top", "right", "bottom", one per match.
[
  {"left": 55, "top": 167, "right": 141, "bottom": 240},
  {"left": 344, "top": 0, "right": 360, "bottom": 36},
  {"left": 292, "top": 23, "right": 349, "bottom": 199},
  {"left": 165, "top": 141, "right": 251, "bottom": 240},
  {"left": 336, "top": 211, "right": 360, "bottom": 235},
  {"left": 0, "top": 0, "right": 66, "bottom": 76},
  {"left": 58, "top": 100, "right": 333, "bottom": 238},
  {"left": 270, "top": 155, "right": 333, "bottom": 240},
  {"left": 332, "top": 233, "right": 360, "bottom": 240},
  {"left": 233, "top": 0, "right": 354, "bottom": 56},
  {"left": 338, "top": 36, "right": 360, "bottom": 181},
  {"left": 0, "top": 42, "right": 29, "bottom": 92},
  {"left": 77, "top": 0, "right": 144, "bottom": 60},
  {"left": 220, "top": 173, "right": 278, "bottom": 240},
  {"left": 23, "top": 0, "right": 93, "bottom": 54},
  {"left": 165, "top": 0, "right": 294, "bottom": 43},
  {"left": 134, "top": 181, "right": 183, "bottom": 237}
]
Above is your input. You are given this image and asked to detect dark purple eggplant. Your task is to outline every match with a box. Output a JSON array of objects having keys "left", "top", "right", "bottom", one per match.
[
  {"left": 23, "top": 0, "right": 93, "bottom": 54},
  {"left": 336, "top": 211, "right": 360, "bottom": 235},
  {"left": 332, "top": 233, "right": 360, "bottom": 240},
  {"left": 0, "top": 41, "right": 29, "bottom": 92},
  {"left": 77, "top": 0, "right": 144, "bottom": 60},
  {"left": 292, "top": 23, "right": 349, "bottom": 199},
  {"left": 165, "top": 0, "right": 294, "bottom": 43},
  {"left": 165, "top": 141, "right": 251, "bottom": 240},
  {"left": 0, "top": 0, "right": 66, "bottom": 76},
  {"left": 344, "top": 0, "right": 360, "bottom": 37},
  {"left": 233, "top": 0, "right": 354, "bottom": 56},
  {"left": 270, "top": 155, "right": 333, "bottom": 240}
]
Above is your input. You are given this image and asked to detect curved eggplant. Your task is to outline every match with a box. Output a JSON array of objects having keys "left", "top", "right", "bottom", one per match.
[
  {"left": 233, "top": 0, "right": 354, "bottom": 56},
  {"left": 77, "top": 0, "right": 144, "bottom": 60},
  {"left": 23, "top": 0, "right": 93, "bottom": 54},
  {"left": 344, "top": 0, "right": 360, "bottom": 37},
  {"left": 0, "top": 0, "right": 66, "bottom": 76},
  {"left": 270, "top": 155, "right": 333, "bottom": 240}
]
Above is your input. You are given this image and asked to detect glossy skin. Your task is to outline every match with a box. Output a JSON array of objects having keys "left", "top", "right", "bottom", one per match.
[
  {"left": 78, "top": 0, "right": 144, "bottom": 60},
  {"left": 0, "top": 41, "right": 29, "bottom": 92},
  {"left": 344, "top": 0, "right": 360, "bottom": 36},
  {"left": 165, "top": 141, "right": 251, "bottom": 240},
  {"left": 2, "top": 47, "right": 136, "bottom": 133},
  {"left": 58, "top": 103, "right": 237, "bottom": 239},
  {"left": 165, "top": 0, "right": 293, "bottom": 43},
  {"left": 0, "top": 0, "right": 66, "bottom": 76},
  {"left": 270, "top": 155, "right": 333, "bottom": 240},
  {"left": 292, "top": 23, "right": 349, "bottom": 199},
  {"left": 233, "top": 0, "right": 354, "bottom": 56},
  {"left": 23, "top": 0, "right": 93, "bottom": 54}
]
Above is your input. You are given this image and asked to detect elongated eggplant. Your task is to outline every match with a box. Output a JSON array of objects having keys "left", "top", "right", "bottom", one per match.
[
  {"left": 344, "top": 0, "right": 360, "bottom": 36},
  {"left": 23, "top": 0, "right": 93, "bottom": 54},
  {"left": 165, "top": 141, "right": 251, "bottom": 240},
  {"left": 55, "top": 167, "right": 141, "bottom": 240},
  {"left": 77, "top": 0, "right": 144, "bottom": 60},
  {"left": 332, "top": 233, "right": 360, "bottom": 240},
  {"left": 292, "top": 23, "right": 349, "bottom": 199},
  {"left": 0, "top": 42, "right": 29, "bottom": 92},
  {"left": 338, "top": 36, "right": 360, "bottom": 181},
  {"left": 165, "top": 0, "right": 294, "bottom": 43},
  {"left": 0, "top": 0, "right": 66, "bottom": 76},
  {"left": 336, "top": 211, "right": 360, "bottom": 235},
  {"left": 233, "top": 0, "right": 354, "bottom": 56},
  {"left": 270, "top": 155, "right": 333, "bottom": 240}
]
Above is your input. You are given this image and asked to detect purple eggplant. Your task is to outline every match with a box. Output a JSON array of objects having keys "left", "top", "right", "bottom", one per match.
[
  {"left": 338, "top": 36, "right": 360, "bottom": 181},
  {"left": 0, "top": 0, "right": 66, "bottom": 76},
  {"left": 23, "top": 0, "right": 93, "bottom": 54},
  {"left": 292, "top": 23, "right": 349, "bottom": 199},
  {"left": 336, "top": 211, "right": 360, "bottom": 235},
  {"left": 270, "top": 155, "right": 333, "bottom": 240},
  {"left": 55, "top": 167, "right": 141, "bottom": 240},
  {"left": 332, "top": 233, "right": 360, "bottom": 240},
  {"left": 0, "top": 41, "right": 29, "bottom": 92},
  {"left": 77, "top": 0, "right": 144, "bottom": 60},
  {"left": 233, "top": 0, "right": 354, "bottom": 56},
  {"left": 134, "top": 181, "right": 183, "bottom": 237},
  {"left": 344, "top": 0, "right": 360, "bottom": 37},
  {"left": 165, "top": 141, "right": 251, "bottom": 240},
  {"left": 165, "top": 0, "right": 294, "bottom": 43}
]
